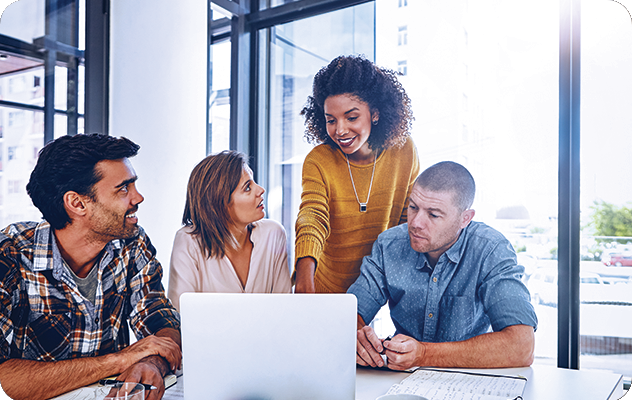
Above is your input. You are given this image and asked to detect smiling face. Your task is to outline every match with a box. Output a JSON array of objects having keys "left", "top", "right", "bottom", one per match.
[
  {"left": 323, "top": 93, "right": 378, "bottom": 164},
  {"left": 86, "top": 158, "right": 145, "bottom": 241},
  {"left": 407, "top": 184, "right": 475, "bottom": 266},
  {"left": 227, "top": 167, "right": 266, "bottom": 229}
]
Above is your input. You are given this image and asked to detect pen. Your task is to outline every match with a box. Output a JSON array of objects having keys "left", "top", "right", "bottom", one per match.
[{"left": 98, "top": 378, "right": 158, "bottom": 391}]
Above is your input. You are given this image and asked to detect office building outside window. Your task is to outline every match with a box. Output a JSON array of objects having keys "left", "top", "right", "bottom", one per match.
[{"left": 398, "top": 25, "right": 407, "bottom": 46}]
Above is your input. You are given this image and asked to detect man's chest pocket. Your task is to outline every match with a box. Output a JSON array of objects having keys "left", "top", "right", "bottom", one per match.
[
  {"left": 24, "top": 310, "right": 74, "bottom": 361},
  {"left": 437, "top": 295, "right": 475, "bottom": 342}
]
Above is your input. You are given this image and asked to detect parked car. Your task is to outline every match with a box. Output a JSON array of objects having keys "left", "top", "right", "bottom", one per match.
[
  {"left": 602, "top": 251, "right": 632, "bottom": 267},
  {"left": 527, "top": 268, "right": 616, "bottom": 306}
]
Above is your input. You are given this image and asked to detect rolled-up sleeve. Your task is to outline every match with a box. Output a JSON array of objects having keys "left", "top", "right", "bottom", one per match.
[
  {"left": 0, "top": 254, "right": 16, "bottom": 364},
  {"left": 128, "top": 232, "right": 180, "bottom": 339},
  {"left": 478, "top": 241, "right": 538, "bottom": 332}
]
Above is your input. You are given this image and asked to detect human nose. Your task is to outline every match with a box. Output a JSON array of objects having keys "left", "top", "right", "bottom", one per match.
[
  {"left": 256, "top": 183, "right": 265, "bottom": 196},
  {"left": 409, "top": 211, "right": 426, "bottom": 231},
  {"left": 336, "top": 120, "right": 348, "bottom": 136},
  {"left": 131, "top": 187, "right": 144, "bottom": 205}
]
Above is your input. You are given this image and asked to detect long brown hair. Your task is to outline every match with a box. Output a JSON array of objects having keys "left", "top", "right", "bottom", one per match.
[{"left": 182, "top": 150, "right": 248, "bottom": 258}]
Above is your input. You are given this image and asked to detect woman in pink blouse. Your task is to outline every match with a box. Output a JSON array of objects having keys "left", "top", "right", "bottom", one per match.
[{"left": 168, "top": 150, "right": 291, "bottom": 311}]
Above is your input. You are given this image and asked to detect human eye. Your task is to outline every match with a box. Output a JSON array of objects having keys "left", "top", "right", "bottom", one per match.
[
  {"left": 119, "top": 185, "right": 129, "bottom": 193},
  {"left": 348, "top": 116, "right": 358, "bottom": 122},
  {"left": 244, "top": 183, "right": 251, "bottom": 192},
  {"left": 326, "top": 118, "right": 335, "bottom": 125},
  {"left": 429, "top": 212, "right": 439, "bottom": 219}
]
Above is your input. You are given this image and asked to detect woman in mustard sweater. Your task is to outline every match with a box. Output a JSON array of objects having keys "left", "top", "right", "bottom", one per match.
[{"left": 295, "top": 55, "right": 420, "bottom": 294}]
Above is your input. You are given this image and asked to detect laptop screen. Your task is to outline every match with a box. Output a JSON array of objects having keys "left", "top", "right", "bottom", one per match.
[{"left": 180, "top": 293, "right": 357, "bottom": 400}]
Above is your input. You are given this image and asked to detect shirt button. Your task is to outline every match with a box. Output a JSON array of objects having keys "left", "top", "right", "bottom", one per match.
[
  {"left": 433, "top": 277, "right": 438, "bottom": 283},
  {"left": 428, "top": 313, "right": 433, "bottom": 318}
]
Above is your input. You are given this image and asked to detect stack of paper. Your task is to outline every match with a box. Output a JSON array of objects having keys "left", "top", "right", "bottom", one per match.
[{"left": 386, "top": 369, "right": 526, "bottom": 400}]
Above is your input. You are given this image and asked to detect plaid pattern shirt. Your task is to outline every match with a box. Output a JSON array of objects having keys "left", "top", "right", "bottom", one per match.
[{"left": 0, "top": 221, "right": 180, "bottom": 363}]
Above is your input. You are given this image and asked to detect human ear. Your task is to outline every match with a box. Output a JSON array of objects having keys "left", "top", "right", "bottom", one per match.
[
  {"left": 63, "top": 191, "right": 88, "bottom": 218},
  {"left": 371, "top": 110, "right": 380, "bottom": 125},
  {"left": 460, "top": 209, "right": 475, "bottom": 228}
]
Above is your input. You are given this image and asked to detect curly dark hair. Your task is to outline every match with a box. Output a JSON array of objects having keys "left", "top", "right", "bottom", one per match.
[
  {"left": 26, "top": 133, "right": 140, "bottom": 230},
  {"left": 300, "top": 54, "right": 413, "bottom": 151}
]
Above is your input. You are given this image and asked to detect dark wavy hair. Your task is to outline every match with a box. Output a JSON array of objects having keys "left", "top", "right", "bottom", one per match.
[
  {"left": 26, "top": 133, "right": 140, "bottom": 230},
  {"left": 182, "top": 150, "right": 249, "bottom": 259},
  {"left": 300, "top": 54, "right": 413, "bottom": 151}
]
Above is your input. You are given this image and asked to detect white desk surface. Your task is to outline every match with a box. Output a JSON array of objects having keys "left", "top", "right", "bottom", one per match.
[
  {"left": 354, "top": 365, "right": 624, "bottom": 400},
  {"left": 163, "top": 364, "right": 624, "bottom": 400}
]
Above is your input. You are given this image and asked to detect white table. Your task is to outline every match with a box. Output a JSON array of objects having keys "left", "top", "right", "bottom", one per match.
[
  {"left": 163, "top": 364, "right": 624, "bottom": 400},
  {"left": 354, "top": 365, "right": 624, "bottom": 400}
]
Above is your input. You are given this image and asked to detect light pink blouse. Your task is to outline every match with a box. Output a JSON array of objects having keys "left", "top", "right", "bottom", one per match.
[{"left": 167, "top": 219, "right": 292, "bottom": 311}]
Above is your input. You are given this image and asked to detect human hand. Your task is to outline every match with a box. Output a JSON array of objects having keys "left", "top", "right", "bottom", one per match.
[
  {"left": 116, "top": 357, "right": 165, "bottom": 400},
  {"left": 356, "top": 326, "right": 387, "bottom": 368},
  {"left": 294, "top": 258, "right": 316, "bottom": 293},
  {"left": 117, "top": 335, "right": 182, "bottom": 372},
  {"left": 382, "top": 334, "right": 426, "bottom": 371}
]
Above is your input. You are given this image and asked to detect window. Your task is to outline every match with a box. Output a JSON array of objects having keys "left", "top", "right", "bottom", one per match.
[
  {"left": 397, "top": 60, "right": 407, "bottom": 76},
  {"left": 398, "top": 25, "right": 407, "bottom": 46},
  {"left": 261, "top": 2, "right": 375, "bottom": 264},
  {"left": 579, "top": 0, "right": 632, "bottom": 374},
  {"left": 261, "top": 0, "right": 562, "bottom": 373},
  {"left": 0, "top": 0, "right": 85, "bottom": 226}
]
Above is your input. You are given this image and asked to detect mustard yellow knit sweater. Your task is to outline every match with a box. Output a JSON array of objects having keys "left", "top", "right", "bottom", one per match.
[{"left": 295, "top": 137, "right": 420, "bottom": 293}]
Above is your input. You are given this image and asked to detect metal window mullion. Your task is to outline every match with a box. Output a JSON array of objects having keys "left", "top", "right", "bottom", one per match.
[
  {"left": 44, "top": 0, "right": 58, "bottom": 144},
  {"left": 557, "top": 0, "right": 581, "bottom": 370},
  {"left": 207, "top": 2, "right": 213, "bottom": 154},
  {"left": 67, "top": 56, "right": 79, "bottom": 135},
  {"left": 229, "top": 6, "right": 251, "bottom": 155},
  {"left": 85, "top": 0, "right": 110, "bottom": 135},
  {"left": 67, "top": 0, "right": 79, "bottom": 136}
]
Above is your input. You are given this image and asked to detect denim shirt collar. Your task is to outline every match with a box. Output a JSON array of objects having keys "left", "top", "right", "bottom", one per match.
[{"left": 444, "top": 222, "right": 471, "bottom": 264}]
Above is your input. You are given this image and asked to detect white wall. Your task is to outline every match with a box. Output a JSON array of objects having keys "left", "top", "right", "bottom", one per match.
[{"left": 109, "top": 0, "right": 208, "bottom": 287}]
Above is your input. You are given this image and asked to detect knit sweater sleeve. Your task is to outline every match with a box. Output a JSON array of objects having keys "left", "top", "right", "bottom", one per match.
[{"left": 294, "top": 147, "right": 332, "bottom": 264}]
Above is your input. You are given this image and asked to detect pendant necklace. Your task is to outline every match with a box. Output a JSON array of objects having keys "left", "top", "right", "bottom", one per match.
[{"left": 345, "top": 152, "right": 376, "bottom": 213}]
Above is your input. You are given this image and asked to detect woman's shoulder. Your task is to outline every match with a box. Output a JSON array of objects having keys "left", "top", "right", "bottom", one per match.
[
  {"left": 382, "top": 136, "right": 416, "bottom": 161},
  {"left": 389, "top": 136, "right": 415, "bottom": 153},
  {"left": 305, "top": 143, "right": 339, "bottom": 162},
  {"left": 173, "top": 225, "right": 197, "bottom": 246}
]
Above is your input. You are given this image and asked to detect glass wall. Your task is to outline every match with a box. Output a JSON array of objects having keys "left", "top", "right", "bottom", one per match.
[
  {"left": 260, "top": 0, "right": 566, "bottom": 372},
  {"left": 263, "top": 2, "right": 375, "bottom": 263},
  {"left": 579, "top": 0, "right": 632, "bottom": 377},
  {"left": 0, "top": 0, "right": 85, "bottom": 226}
]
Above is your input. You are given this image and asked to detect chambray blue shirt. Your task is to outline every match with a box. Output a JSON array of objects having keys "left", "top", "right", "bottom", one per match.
[{"left": 347, "top": 221, "right": 537, "bottom": 342}]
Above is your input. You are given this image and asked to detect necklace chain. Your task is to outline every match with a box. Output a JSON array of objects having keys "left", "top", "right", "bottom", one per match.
[{"left": 345, "top": 153, "right": 376, "bottom": 213}]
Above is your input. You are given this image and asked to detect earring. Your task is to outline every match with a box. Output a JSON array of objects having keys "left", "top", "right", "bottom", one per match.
[{"left": 372, "top": 119, "right": 378, "bottom": 125}]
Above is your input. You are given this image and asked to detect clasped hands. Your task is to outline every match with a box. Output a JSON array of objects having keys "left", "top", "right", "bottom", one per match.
[
  {"left": 114, "top": 334, "right": 182, "bottom": 400},
  {"left": 356, "top": 325, "right": 425, "bottom": 371}
]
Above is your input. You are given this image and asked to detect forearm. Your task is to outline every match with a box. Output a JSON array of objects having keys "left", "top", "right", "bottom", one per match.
[
  {"left": 156, "top": 327, "right": 181, "bottom": 350},
  {"left": 148, "top": 328, "right": 182, "bottom": 374},
  {"left": 0, "top": 353, "right": 124, "bottom": 400},
  {"left": 419, "top": 325, "right": 535, "bottom": 368},
  {"left": 294, "top": 257, "right": 316, "bottom": 293}
]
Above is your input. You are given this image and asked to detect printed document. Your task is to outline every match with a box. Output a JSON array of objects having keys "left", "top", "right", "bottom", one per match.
[{"left": 386, "top": 368, "right": 526, "bottom": 400}]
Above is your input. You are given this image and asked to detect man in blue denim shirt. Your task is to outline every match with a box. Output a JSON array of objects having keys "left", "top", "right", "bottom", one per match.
[{"left": 348, "top": 161, "right": 537, "bottom": 371}]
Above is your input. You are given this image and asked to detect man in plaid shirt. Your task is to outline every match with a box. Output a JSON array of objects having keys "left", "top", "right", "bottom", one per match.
[{"left": 0, "top": 134, "right": 181, "bottom": 400}]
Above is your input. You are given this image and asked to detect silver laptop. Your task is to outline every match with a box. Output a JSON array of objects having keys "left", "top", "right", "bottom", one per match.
[{"left": 180, "top": 293, "right": 357, "bottom": 400}]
